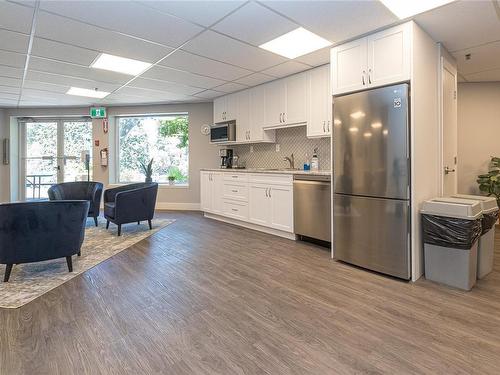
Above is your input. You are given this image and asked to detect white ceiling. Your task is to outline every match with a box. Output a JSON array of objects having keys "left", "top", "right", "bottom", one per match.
[{"left": 0, "top": 0, "right": 498, "bottom": 108}]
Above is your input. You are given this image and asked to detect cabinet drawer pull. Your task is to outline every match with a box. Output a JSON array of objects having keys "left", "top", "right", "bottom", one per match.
[
  {"left": 231, "top": 175, "right": 238, "bottom": 178},
  {"left": 231, "top": 208, "right": 238, "bottom": 212},
  {"left": 231, "top": 190, "right": 238, "bottom": 193}
]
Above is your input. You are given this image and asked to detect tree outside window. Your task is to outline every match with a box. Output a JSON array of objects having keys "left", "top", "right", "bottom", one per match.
[{"left": 118, "top": 115, "right": 189, "bottom": 184}]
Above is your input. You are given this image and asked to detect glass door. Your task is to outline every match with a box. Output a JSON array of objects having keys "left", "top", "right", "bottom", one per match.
[{"left": 21, "top": 119, "right": 93, "bottom": 200}]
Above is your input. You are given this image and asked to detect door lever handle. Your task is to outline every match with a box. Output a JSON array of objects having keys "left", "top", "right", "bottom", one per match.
[{"left": 444, "top": 166, "right": 456, "bottom": 175}]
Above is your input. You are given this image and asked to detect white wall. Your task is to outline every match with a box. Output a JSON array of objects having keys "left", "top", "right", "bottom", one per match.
[
  {"left": 457, "top": 82, "right": 500, "bottom": 194},
  {"left": 0, "top": 102, "right": 218, "bottom": 208}
]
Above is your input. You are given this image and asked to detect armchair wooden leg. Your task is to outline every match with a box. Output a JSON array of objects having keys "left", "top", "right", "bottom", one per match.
[
  {"left": 106, "top": 220, "right": 110, "bottom": 230},
  {"left": 66, "top": 256, "right": 73, "bottom": 273},
  {"left": 4, "top": 264, "right": 13, "bottom": 282},
  {"left": 118, "top": 224, "right": 122, "bottom": 236},
  {"left": 94, "top": 216, "right": 98, "bottom": 227},
  {"left": 148, "top": 219, "right": 152, "bottom": 230}
]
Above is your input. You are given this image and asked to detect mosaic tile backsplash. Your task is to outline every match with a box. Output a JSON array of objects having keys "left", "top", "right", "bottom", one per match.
[{"left": 231, "top": 126, "right": 331, "bottom": 170}]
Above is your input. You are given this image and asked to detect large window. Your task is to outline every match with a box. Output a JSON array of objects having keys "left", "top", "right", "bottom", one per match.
[{"left": 117, "top": 114, "right": 189, "bottom": 185}]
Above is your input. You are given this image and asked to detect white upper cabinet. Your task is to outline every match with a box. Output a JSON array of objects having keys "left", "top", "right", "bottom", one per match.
[
  {"left": 236, "top": 90, "right": 250, "bottom": 142},
  {"left": 213, "top": 94, "right": 238, "bottom": 123},
  {"left": 331, "top": 38, "right": 368, "bottom": 95},
  {"left": 249, "top": 85, "right": 275, "bottom": 143},
  {"left": 307, "top": 64, "right": 331, "bottom": 138},
  {"left": 264, "top": 79, "right": 286, "bottom": 127},
  {"left": 284, "top": 71, "right": 308, "bottom": 126},
  {"left": 367, "top": 23, "right": 411, "bottom": 88},
  {"left": 331, "top": 23, "right": 411, "bottom": 96}
]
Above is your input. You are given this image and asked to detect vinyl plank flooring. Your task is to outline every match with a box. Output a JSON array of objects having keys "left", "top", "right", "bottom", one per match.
[{"left": 1, "top": 212, "right": 500, "bottom": 374}]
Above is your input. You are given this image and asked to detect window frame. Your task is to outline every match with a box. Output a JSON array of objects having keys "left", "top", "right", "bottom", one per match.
[{"left": 114, "top": 113, "right": 190, "bottom": 186}]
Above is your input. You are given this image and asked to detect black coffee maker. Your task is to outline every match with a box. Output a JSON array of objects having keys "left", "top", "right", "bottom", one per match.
[{"left": 219, "top": 148, "right": 233, "bottom": 169}]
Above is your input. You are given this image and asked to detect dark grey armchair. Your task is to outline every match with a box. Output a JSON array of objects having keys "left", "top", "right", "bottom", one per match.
[
  {"left": 0, "top": 200, "right": 89, "bottom": 282},
  {"left": 103, "top": 183, "right": 158, "bottom": 236},
  {"left": 48, "top": 181, "right": 103, "bottom": 226}
]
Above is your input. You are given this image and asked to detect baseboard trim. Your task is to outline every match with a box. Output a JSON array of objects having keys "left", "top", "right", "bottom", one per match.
[
  {"left": 156, "top": 202, "right": 200, "bottom": 211},
  {"left": 204, "top": 212, "right": 297, "bottom": 240}
]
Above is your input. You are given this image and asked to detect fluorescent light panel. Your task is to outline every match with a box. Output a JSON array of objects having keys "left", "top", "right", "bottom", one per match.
[
  {"left": 379, "top": 0, "right": 455, "bottom": 19},
  {"left": 259, "top": 27, "right": 332, "bottom": 59},
  {"left": 66, "top": 87, "right": 110, "bottom": 99},
  {"left": 91, "top": 53, "right": 152, "bottom": 75}
]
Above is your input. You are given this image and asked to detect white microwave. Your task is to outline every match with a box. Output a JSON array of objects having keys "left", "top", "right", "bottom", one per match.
[{"left": 210, "top": 120, "right": 236, "bottom": 143}]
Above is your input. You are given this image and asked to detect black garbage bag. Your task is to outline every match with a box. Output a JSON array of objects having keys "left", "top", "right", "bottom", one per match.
[
  {"left": 422, "top": 214, "right": 482, "bottom": 250},
  {"left": 481, "top": 211, "right": 499, "bottom": 235}
]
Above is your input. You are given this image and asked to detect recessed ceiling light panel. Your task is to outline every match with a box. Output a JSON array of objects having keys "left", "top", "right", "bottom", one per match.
[
  {"left": 66, "top": 87, "right": 110, "bottom": 99},
  {"left": 379, "top": 0, "right": 456, "bottom": 19},
  {"left": 259, "top": 27, "right": 332, "bottom": 59},
  {"left": 91, "top": 53, "right": 152, "bottom": 75}
]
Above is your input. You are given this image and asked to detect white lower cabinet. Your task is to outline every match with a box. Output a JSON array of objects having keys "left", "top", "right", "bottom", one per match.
[{"left": 201, "top": 171, "right": 294, "bottom": 236}]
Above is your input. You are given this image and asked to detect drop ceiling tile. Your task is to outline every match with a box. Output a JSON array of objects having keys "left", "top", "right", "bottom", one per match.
[
  {"left": 182, "top": 30, "right": 287, "bottom": 71},
  {"left": 114, "top": 86, "right": 191, "bottom": 101},
  {"left": 0, "top": 50, "right": 26, "bottom": 68},
  {"left": 128, "top": 77, "right": 201, "bottom": 96},
  {"left": 26, "top": 70, "right": 121, "bottom": 93},
  {"left": 23, "top": 80, "right": 71, "bottom": 94},
  {"left": 0, "top": 64, "right": 24, "bottom": 79},
  {"left": 39, "top": 1, "right": 203, "bottom": 48},
  {"left": 464, "top": 68, "right": 500, "bottom": 82},
  {"left": 295, "top": 48, "right": 330, "bottom": 67},
  {"left": 452, "top": 40, "right": 500, "bottom": 76},
  {"left": 0, "top": 84, "right": 21, "bottom": 95},
  {"left": 0, "top": 76, "right": 21, "bottom": 87},
  {"left": 138, "top": 1, "right": 245, "bottom": 27},
  {"left": 29, "top": 57, "right": 131, "bottom": 84},
  {"left": 234, "top": 72, "right": 275, "bottom": 86},
  {"left": 212, "top": 2, "right": 298, "bottom": 46},
  {"left": 213, "top": 82, "right": 248, "bottom": 93},
  {"left": 0, "top": 92, "right": 19, "bottom": 100},
  {"left": 261, "top": 61, "right": 311, "bottom": 78},
  {"left": 31, "top": 38, "right": 99, "bottom": 66},
  {"left": 159, "top": 49, "right": 252, "bottom": 81},
  {"left": 415, "top": 1, "right": 500, "bottom": 52},
  {"left": 192, "top": 89, "right": 225, "bottom": 99},
  {"left": 0, "top": 29, "right": 30, "bottom": 53},
  {"left": 0, "top": 1, "right": 35, "bottom": 34},
  {"left": 36, "top": 12, "right": 174, "bottom": 63},
  {"left": 0, "top": 98, "right": 18, "bottom": 107},
  {"left": 141, "top": 65, "right": 225, "bottom": 89},
  {"left": 262, "top": 0, "right": 396, "bottom": 44}
]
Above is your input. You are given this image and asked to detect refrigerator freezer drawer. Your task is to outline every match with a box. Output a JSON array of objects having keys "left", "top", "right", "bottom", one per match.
[{"left": 333, "top": 194, "right": 410, "bottom": 279}]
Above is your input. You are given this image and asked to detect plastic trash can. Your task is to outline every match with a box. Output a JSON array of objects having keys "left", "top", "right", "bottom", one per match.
[
  {"left": 451, "top": 194, "right": 498, "bottom": 279},
  {"left": 421, "top": 198, "right": 483, "bottom": 290}
]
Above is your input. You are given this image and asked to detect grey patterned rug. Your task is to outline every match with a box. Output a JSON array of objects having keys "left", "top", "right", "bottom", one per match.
[{"left": 0, "top": 217, "right": 174, "bottom": 309}]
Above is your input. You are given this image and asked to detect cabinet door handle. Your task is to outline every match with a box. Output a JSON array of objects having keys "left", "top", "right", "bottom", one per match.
[
  {"left": 265, "top": 188, "right": 268, "bottom": 197},
  {"left": 368, "top": 69, "right": 372, "bottom": 84},
  {"left": 362, "top": 71, "right": 366, "bottom": 85},
  {"left": 327, "top": 120, "right": 330, "bottom": 132},
  {"left": 283, "top": 113, "right": 286, "bottom": 123},
  {"left": 279, "top": 113, "right": 282, "bottom": 123},
  {"left": 268, "top": 188, "right": 271, "bottom": 198},
  {"left": 323, "top": 121, "right": 326, "bottom": 132}
]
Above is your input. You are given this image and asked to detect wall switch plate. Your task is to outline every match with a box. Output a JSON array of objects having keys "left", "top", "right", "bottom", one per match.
[
  {"left": 276, "top": 144, "right": 280, "bottom": 152},
  {"left": 250, "top": 145, "right": 254, "bottom": 153}
]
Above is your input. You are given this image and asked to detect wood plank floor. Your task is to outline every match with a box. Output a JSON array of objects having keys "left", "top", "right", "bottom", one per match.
[{"left": 1, "top": 211, "right": 500, "bottom": 374}]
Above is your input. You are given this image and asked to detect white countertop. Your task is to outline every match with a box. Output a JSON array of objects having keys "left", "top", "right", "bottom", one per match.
[{"left": 200, "top": 168, "right": 331, "bottom": 176}]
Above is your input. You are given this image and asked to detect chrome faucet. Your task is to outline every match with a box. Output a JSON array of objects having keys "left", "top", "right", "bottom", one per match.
[{"left": 284, "top": 153, "right": 295, "bottom": 169}]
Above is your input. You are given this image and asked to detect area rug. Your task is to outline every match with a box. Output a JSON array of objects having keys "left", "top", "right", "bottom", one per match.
[{"left": 0, "top": 218, "right": 174, "bottom": 309}]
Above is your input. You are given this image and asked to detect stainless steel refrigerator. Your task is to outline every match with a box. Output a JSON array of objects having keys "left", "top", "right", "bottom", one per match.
[{"left": 333, "top": 83, "right": 410, "bottom": 280}]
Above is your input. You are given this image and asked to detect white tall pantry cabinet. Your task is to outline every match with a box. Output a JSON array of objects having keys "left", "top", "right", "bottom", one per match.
[{"left": 330, "top": 21, "right": 440, "bottom": 281}]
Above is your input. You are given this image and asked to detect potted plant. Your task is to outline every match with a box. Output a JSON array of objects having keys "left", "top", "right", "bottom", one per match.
[
  {"left": 477, "top": 156, "right": 500, "bottom": 208},
  {"left": 139, "top": 158, "right": 154, "bottom": 183},
  {"left": 168, "top": 174, "right": 176, "bottom": 185}
]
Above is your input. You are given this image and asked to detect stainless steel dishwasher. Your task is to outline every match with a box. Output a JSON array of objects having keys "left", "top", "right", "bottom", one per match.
[{"left": 293, "top": 174, "right": 331, "bottom": 243}]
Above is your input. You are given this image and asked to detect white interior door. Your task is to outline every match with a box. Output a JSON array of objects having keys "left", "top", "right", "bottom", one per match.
[{"left": 441, "top": 58, "right": 458, "bottom": 196}]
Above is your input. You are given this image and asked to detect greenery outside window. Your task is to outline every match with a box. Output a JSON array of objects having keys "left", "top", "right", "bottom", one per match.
[{"left": 117, "top": 114, "right": 189, "bottom": 185}]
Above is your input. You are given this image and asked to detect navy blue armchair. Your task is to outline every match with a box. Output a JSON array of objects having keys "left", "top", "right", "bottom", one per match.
[
  {"left": 103, "top": 183, "right": 158, "bottom": 236},
  {"left": 48, "top": 181, "right": 103, "bottom": 226},
  {"left": 0, "top": 200, "right": 89, "bottom": 282}
]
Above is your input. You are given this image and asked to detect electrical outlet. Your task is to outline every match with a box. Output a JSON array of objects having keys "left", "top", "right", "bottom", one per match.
[
  {"left": 250, "top": 145, "right": 254, "bottom": 153},
  {"left": 276, "top": 144, "right": 280, "bottom": 152}
]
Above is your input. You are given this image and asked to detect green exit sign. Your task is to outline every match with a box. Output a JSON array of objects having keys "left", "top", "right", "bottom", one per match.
[{"left": 90, "top": 107, "right": 106, "bottom": 118}]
